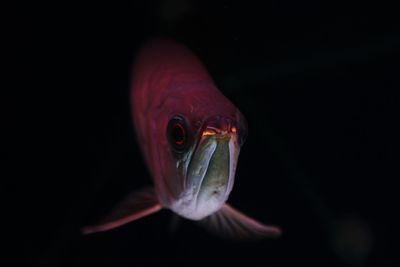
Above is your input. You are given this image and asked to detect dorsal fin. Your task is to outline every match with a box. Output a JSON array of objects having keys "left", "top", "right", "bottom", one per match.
[{"left": 81, "top": 187, "right": 161, "bottom": 234}]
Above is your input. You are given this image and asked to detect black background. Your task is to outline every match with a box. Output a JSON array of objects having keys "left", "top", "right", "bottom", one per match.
[{"left": 5, "top": 1, "right": 399, "bottom": 266}]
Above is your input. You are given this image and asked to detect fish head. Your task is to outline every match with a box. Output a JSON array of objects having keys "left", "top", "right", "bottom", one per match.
[{"left": 160, "top": 108, "right": 247, "bottom": 220}]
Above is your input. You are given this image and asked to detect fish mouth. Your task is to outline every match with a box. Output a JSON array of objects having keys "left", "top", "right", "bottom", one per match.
[{"left": 183, "top": 118, "right": 241, "bottom": 220}]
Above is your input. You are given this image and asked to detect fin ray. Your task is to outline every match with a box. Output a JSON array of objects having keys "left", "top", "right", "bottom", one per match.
[
  {"left": 82, "top": 187, "right": 161, "bottom": 234},
  {"left": 199, "top": 203, "right": 281, "bottom": 239}
]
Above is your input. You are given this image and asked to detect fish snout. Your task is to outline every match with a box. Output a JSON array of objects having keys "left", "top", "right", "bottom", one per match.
[{"left": 201, "top": 115, "right": 247, "bottom": 146}]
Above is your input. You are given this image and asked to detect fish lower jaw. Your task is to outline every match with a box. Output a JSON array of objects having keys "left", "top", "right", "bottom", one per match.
[{"left": 169, "top": 198, "right": 225, "bottom": 221}]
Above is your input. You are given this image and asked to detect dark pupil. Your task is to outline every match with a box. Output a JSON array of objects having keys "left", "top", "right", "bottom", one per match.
[{"left": 172, "top": 123, "right": 185, "bottom": 145}]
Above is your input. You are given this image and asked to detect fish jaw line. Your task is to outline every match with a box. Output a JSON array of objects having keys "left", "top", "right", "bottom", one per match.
[{"left": 170, "top": 133, "right": 240, "bottom": 220}]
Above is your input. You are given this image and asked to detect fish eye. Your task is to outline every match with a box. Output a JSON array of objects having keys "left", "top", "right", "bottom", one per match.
[{"left": 167, "top": 115, "right": 189, "bottom": 152}]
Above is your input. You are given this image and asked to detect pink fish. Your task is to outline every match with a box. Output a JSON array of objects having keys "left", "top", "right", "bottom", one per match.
[{"left": 82, "top": 39, "right": 281, "bottom": 239}]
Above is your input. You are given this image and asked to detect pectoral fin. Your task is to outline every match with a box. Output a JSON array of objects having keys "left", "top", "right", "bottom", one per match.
[
  {"left": 199, "top": 203, "right": 281, "bottom": 239},
  {"left": 81, "top": 187, "right": 161, "bottom": 235}
]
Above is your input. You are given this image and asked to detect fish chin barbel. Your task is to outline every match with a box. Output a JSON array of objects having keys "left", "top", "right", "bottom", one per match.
[{"left": 82, "top": 38, "right": 281, "bottom": 239}]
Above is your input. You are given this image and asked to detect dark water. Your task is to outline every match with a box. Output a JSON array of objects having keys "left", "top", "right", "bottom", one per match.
[{"left": 6, "top": 1, "right": 399, "bottom": 266}]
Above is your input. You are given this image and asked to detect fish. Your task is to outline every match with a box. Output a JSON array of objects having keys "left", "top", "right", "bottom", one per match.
[{"left": 82, "top": 38, "right": 281, "bottom": 239}]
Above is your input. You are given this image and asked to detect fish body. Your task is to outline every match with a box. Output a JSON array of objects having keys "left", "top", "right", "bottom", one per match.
[{"left": 82, "top": 39, "right": 281, "bottom": 239}]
